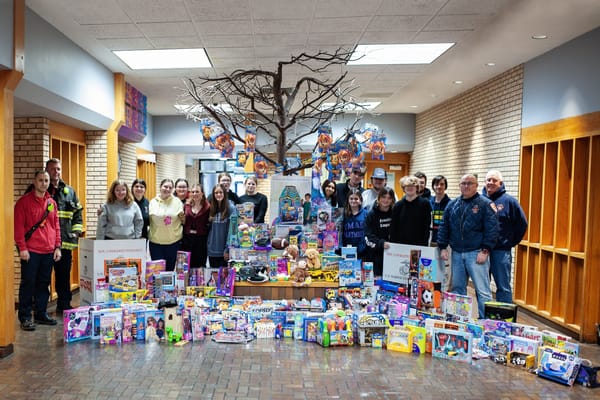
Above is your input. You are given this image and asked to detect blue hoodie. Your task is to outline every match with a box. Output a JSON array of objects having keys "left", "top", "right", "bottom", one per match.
[{"left": 483, "top": 185, "right": 528, "bottom": 250}]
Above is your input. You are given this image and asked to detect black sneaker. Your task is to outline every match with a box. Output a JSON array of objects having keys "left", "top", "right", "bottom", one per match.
[
  {"left": 21, "top": 320, "right": 36, "bottom": 331},
  {"left": 34, "top": 314, "right": 57, "bottom": 325}
]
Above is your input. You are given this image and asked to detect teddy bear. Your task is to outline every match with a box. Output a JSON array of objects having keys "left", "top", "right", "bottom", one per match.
[
  {"left": 283, "top": 244, "right": 299, "bottom": 262},
  {"left": 291, "top": 259, "right": 310, "bottom": 285},
  {"left": 304, "top": 248, "right": 321, "bottom": 271}
]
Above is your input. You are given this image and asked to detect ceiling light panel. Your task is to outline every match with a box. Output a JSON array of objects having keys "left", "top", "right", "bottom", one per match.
[
  {"left": 349, "top": 43, "right": 455, "bottom": 65},
  {"left": 114, "top": 48, "right": 212, "bottom": 69}
]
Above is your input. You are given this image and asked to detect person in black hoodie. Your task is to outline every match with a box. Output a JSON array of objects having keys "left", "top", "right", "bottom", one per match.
[
  {"left": 365, "top": 187, "right": 395, "bottom": 277},
  {"left": 390, "top": 175, "right": 432, "bottom": 246}
]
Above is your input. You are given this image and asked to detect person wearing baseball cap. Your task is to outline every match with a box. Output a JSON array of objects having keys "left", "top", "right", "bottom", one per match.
[{"left": 362, "top": 168, "right": 395, "bottom": 211}]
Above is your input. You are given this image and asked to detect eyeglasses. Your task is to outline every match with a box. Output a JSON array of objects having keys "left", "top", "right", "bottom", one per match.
[{"left": 459, "top": 182, "right": 476, "bottom": 186}]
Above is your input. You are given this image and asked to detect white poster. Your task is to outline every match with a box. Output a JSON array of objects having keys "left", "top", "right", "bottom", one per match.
[
  {"left": 383, "top": 243, "right": 444, "bottom": 285},
  {"left": 268, "top": 175, "right": 311, "bottom": 225}
]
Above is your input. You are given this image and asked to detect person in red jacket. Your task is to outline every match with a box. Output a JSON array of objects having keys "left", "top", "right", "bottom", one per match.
[{"left": 14, "top": 170, "right": 62, "bottom": 331}]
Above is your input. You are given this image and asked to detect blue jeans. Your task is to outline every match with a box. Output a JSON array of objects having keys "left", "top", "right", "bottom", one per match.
[
  {"left": 149, "top": 240, "right": 181, "bottom": 271},
  {"left": 490, "top": 249, "right": 513, "bottom": 303},
  {"left": 450, "top": 249, "right": 493, "bottom": 319},
  {"left": 19, "top": 251, "right": 54, "bottom": 322}
]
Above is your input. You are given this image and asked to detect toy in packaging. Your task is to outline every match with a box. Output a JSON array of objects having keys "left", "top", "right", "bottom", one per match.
[
  {"left": 338, "top": 259, "right": 362, "bottom": 287},
  {"left": 216, "top": 266, "right": 235, "bottom": 296},
  {"left": 406, "top": 325, "right": 427, "bottom": 354},
  {"left": 416, "top": 280, "right": 442, "bottom": 313},
  {"left": 91, "top": 308, "right": 122, "bottom": 340},
  {"left": 537, "top": 346, "right": 582, "bottom": 386},
  {"left": 145, "top": 309, "right": 165, "bottom": 342},
  {"left": 190, "top": 307, "right": 206, "bottom": 341},
  {"left": 507, "top": 351, "right": 536, "bottom": 370},
  {"left": 482, "top": 319, "right": 512, "bottom": 337},
  {"left": 480, "top": 333, "right": 511, "bottom": 360},
  {"left": 175, "top": 251, "right": 191, "bottom": 272},
  {"left": 100, "top": 311, "right": 123, "bottom": 345},
  {"left": 432, "top": 328, "right": 473, "bottom": 363},
  {"left": 279, "top": 185, "right": 302, "bottom": 224},
  {"left": 575, "top": 362, "right": 600, "bottom": 387},
  {"left": 236, "top": 202, "right": 255, "bottom": 225},
  {"left": 509, "top": 335, "right": 540, "bottom": 359},
  {"left": 355, "top": 313, "right": 389, "bottom": 347},
  {"left": 145, "top": 259, "right": 166, "bottom": 291},
  {"left": 362, "top": 262, "right": 374, "bottom": 287},
  {"left": 387, "top": 326, "right": 413, "bottom": 353},
  {"left": 442, "top": 291, "right": 473, "bottom": 322},
  {"left": 63, "top": 306, "right": 93, "bottom": 343}
]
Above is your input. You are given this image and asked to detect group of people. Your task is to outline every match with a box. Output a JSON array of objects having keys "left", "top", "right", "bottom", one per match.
[
  {"left": 94, "top": 173, "right": 269, "bottom": 273},
  {"left": 15, "top": 159, "right": 526, "bottom": 332},
  {"left": 335, "top": 168, "right": 527, "bottom": 319}
]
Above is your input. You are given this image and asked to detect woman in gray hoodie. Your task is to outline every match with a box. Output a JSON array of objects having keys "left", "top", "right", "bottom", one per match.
[{"left": 96, "top": 179, "right": 143, "bottom": 240}]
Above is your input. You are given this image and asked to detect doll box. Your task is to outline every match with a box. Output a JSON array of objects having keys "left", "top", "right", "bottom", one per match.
[{"left": 63, "top": 306, "right": 94, "bottom": 343}]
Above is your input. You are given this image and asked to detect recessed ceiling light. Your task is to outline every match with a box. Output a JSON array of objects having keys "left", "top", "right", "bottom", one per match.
[
  {"left": 114, "top": 48, "right": 211, "bottom": 69},
  {"left": 531, "top": 35, "right": 548, "bottom": 40},
  {"left": 485, "top": 62, "right": 496, "bottom": 67},
  {"left": 348, "top": 43, "right": 454, "bottom": 65},
  {"left": 319, "top": 101, "right": 381, "bottom": 111},
  {"left": 453, "top": 80, "right": 463, "bottom": 84},
  {"left": 409, "top": 105, "right": 418, "bottom": 108}
]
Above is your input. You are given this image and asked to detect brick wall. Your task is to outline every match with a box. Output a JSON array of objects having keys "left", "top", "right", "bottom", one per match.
[
  {"left": 118, "top": 141, "right": 138, "bottom": 186},
  {"left": 411, "top": 65, "right": 524, "bottom": 293},
  {"left": 186, "top": 160, "right": 199, "bottom": 186},
  {"left": 85, "top": 131, "right": 107, "bottom": 237},
  {"left": 155, "top": 153, "right": 186, "bottom": 193},
  {"left": 12, "top": 117, "right": 52, "bottom": 297},
  {"left": 411, "top": 65, "right": 524, "bottom": 199}
]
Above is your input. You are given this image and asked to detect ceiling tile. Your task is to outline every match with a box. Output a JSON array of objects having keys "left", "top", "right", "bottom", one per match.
[
  {"left": 84, "top": 23, "right": 143, "bottom": 39},
  {"left": 195, "top": 20, "right": 252, "bottom": 35},
  {"left": 425, "top": 14, "right": 491, "bottom": 31},
  {"left": 307, "top": 32, "right": 360, "bottom": 46},
  {"left": 254, "top": 46, "right": 306, "bottom": 58},
  {"left": 138, "top": 22, "right": 196, "bottom": 37},
  {"left": 98, "top": 37, "right": 154, "bottom": 51},
  {"left": 149, "top": 36, "right": 204, "bottom": 49},
  {"left": 186, "top": 0, "right": 252, "bottom": 21},
  {"left": 207, "top": 47, "right": 255, "bottom": 59},
  {"left": 377, "top": 0, "right": 447, "bottom": 16},
  {"left": 310, "top": 17, "right": 371, "bottom": 33},
  {"left": 53, "top": 0, "right": 130, "bottom": 24},
  {"left": 253, "top": 19, "right": 310, "bottom": 34},
  {"left": 251, "top": 0, "right": 318, "bottom": 19},
  {"left": 203, "top": 35, "right": 256, "bottom": 48},
  {"left": 441, "top": 0, "right": 513, "bottom": 15},
  {"left": 254, "top": 33, "right": 308, "bottom": 47},
  {"left": 412, "top": 30, "right": 471, "bottom": 43},
  {"left": 367, "top": 15, "right": 430, "bottom": 31},
  {"left": 117, "top": 0, "right": 191, "bottom": 23},
  {"left": 314, "top": 0, "right": 382, "bottom": 18},
  {"left": 359, "top": 31, "right": 417, "bottom": 44}
]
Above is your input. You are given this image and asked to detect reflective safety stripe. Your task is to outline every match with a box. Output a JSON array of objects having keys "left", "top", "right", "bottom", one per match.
[
  {"left": 72, "top": 224, "right": 83, "bottom": 232},
  {"left": 62, "top": 242, "right": 79, "bottom": 250},
  {"left": 58, "top": 210, "right": 74, "bottom": 218}
]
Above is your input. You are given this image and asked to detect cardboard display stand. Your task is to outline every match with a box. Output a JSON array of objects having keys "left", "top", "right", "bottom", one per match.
[{"left": 79, "top": 238, "right": 147, "bottom": 305}]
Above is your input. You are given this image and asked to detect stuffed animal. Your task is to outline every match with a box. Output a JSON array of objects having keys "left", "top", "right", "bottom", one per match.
[
  {"left": 283, "top": 244, "right": 299, "bottom": 261},
  {"left": 291, "top": 259, "right": 310, "bottom": 284},
  {"left": 304, "top": 248, "right": 321, "bottom": 271}
]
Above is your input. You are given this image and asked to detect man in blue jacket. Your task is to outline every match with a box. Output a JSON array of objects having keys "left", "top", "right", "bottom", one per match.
[
  {"left": 483, "top": 170, "right": 528, "bottom": 303},
  {"left": 437, "top": 173, "right": 498, "bottom": 318}
]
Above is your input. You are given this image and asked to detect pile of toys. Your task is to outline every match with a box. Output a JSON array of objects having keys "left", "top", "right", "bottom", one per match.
[{"left": 64, "top": 245, "right": 598, "bottom": 389}]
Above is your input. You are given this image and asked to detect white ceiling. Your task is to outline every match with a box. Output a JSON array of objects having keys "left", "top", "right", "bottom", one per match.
[{"left": 24, "top": 0, "right": 600, "bottom": 117}]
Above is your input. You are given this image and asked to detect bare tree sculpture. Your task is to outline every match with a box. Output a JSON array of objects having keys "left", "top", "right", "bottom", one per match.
[{"left": 179, "top": 48, "right": 364, "bottom": 173}]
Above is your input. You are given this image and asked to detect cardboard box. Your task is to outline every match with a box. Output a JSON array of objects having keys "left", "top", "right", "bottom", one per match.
[{"left": 79, "top": 238, "right": 147, "bottom": 305}]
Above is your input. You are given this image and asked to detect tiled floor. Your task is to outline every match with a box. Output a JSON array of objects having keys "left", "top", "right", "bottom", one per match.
[{"left": 1, "top": 297, "right": 599, "bottom": 400}]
